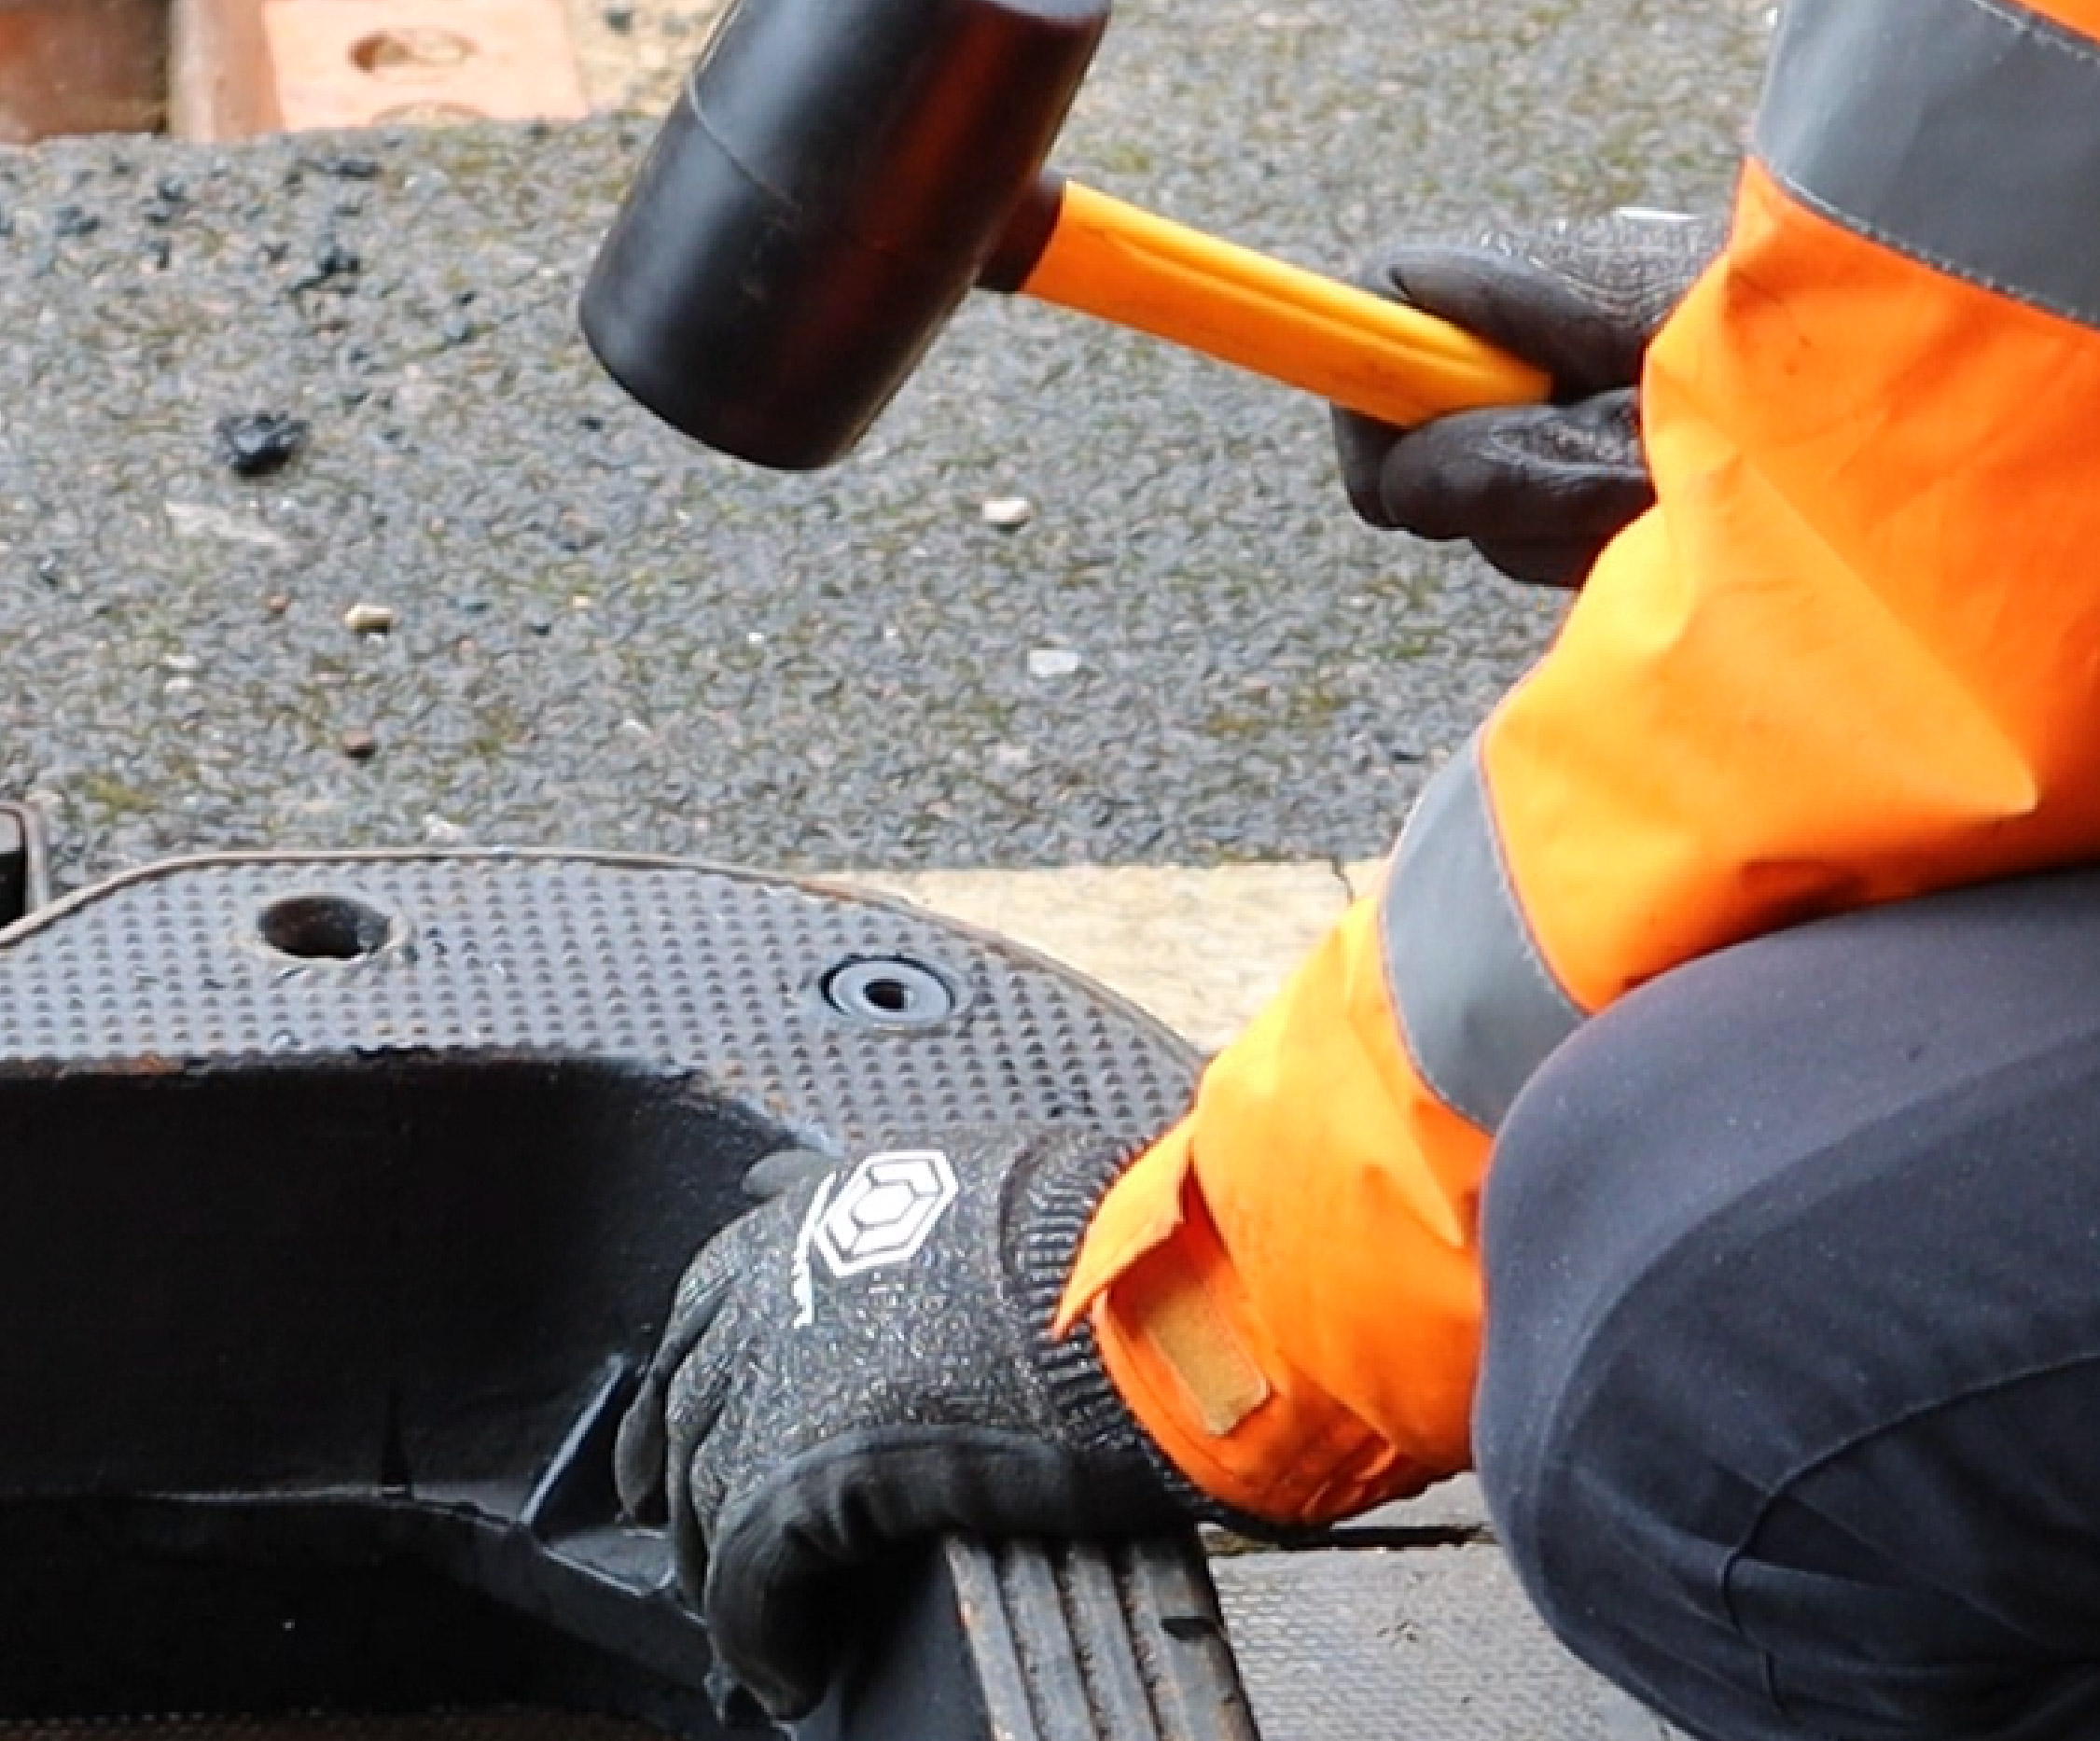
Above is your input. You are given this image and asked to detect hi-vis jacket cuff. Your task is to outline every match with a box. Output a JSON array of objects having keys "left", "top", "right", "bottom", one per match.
[{"left": 1759, "top": 0, "right": 2100, "bottom": 327}]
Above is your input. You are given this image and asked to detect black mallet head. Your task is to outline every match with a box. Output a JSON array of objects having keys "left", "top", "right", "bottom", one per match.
[{"left": 581, "top": 0, "right": 1110, "bottom": 471}]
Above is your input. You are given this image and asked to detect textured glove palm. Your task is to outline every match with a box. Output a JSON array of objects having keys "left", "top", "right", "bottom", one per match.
[
  {"left": 1335, "top": 210, "right": 1723, "bottom": 586},
  {"left": 613, "top": 1126, "right": 1193, "bottom": 1724}
]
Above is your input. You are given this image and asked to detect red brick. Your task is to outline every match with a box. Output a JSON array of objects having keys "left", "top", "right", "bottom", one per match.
[{"left": 0, "top": 0, "right": 165, "bottom": 142}]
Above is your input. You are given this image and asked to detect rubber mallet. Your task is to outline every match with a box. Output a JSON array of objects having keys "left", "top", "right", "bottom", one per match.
[{"left": 580, "top": 0, "right": 1549, "bottom": 470}]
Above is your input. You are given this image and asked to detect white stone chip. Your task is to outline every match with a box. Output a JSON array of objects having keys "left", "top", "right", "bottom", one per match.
[
  {"left": 1027, "top": 647, "right": 1081, "bottom": 679},
  {"left": 163, "top": 501, "right": 292, "bottom": 551}
]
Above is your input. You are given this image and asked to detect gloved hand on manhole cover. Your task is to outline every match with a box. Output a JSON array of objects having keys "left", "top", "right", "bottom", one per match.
[{"left": 614, "top": 1126, "right": 1203, "bottom": 1724}]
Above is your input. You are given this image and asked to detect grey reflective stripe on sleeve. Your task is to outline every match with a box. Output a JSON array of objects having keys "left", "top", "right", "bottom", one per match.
[
  {"left": 1380, "top": 737, "right": 1583, "bottom": 1133},
  {"left": 1757, "top": 0, "right": 2100, "bottom": 329}
]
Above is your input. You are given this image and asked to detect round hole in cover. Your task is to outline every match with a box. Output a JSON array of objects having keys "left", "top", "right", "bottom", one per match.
[{"left": 257, "top": 894, "right": 394, "bottom": 961}]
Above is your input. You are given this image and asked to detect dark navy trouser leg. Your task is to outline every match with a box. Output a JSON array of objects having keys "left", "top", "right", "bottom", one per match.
[{"left": 1475, "top": 869, "right": 2100, "bottom": 1741}]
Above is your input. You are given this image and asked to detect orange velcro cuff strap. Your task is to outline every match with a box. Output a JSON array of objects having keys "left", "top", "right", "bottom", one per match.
[{"left": 1058, "top": 1123, "right": 1432, "bottom": 1525}]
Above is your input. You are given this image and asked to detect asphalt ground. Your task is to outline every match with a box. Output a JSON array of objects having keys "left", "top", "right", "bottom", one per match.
[{"left": 0, "top": 0, "right": 1770, "bottom": 893}]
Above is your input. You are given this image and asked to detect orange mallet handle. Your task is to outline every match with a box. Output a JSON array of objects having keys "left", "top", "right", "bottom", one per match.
[{"left": 995, "top": 179, "right": 1551, "bottom": 426}]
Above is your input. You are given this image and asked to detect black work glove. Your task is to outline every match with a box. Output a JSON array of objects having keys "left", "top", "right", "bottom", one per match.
[
  {"left": 614, "top": 1127, "right": 1198, "bottom": 1725},
  {"left": 1335, "top": 210, "right": 1724, "bottom": 587}
]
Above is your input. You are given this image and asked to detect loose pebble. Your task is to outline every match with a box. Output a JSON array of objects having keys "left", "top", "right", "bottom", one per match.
[
  {"left": 216, "top": 412, "right": 310, "bottom": 477},
  {"left": 1027, "top": 647, "right": 1081, "bottom": 678}
]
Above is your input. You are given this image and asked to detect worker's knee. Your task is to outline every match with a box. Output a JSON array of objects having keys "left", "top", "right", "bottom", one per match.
[
  {"left": 1470, "top": 1002, "right": 1782, "bottom": 1736},
  {"left": 1473, "top": 887, "right": 2100, "bottom": 1739}
]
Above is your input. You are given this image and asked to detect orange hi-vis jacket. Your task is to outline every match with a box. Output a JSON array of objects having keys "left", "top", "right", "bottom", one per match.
[{"left": 1058, "top": 0, "right": 2100, "bottom": 1525}]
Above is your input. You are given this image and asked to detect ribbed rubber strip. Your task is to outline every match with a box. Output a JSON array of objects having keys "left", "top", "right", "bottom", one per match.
[
  {"left": 1381, "top": 738, "right": 1583, "bottom": 1132},
  {"left": 946, "top": 1536, "right": 1259, "bottom": 1741},
  {"left": 1757, "top": 0, "right": 2100, "bottom": 328}
]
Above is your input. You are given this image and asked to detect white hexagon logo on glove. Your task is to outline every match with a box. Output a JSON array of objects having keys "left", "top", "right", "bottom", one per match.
[{"left": 814, "top": 1149, "right": 960, "bottom": 1278}]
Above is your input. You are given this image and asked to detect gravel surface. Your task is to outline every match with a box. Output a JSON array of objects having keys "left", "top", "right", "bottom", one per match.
[{"left": 0, "top": 0, "right": 1771, "bottom": 890}]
